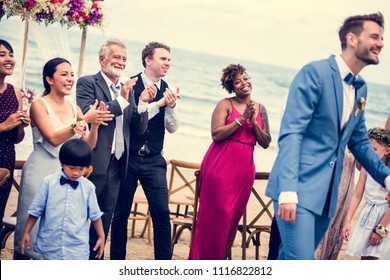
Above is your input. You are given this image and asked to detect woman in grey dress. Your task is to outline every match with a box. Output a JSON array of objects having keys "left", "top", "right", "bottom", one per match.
[{"left": 13, "top": 58, "right": 112, "bottom": 259}]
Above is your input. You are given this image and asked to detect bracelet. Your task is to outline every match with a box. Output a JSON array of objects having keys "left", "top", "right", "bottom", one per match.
[
  {"left": 373, "top": 224, "right": 388, "bottom": 238},
  {"left": 235, "top": 118, "right": 242, "bottom": 126}
]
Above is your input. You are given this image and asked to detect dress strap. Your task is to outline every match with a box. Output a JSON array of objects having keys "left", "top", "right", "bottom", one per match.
[
  {"left": 39, "top": 97, "right": 53, "bottom": 115},
  {"left": 71, "top": 102, "right": 78, "bottom": 120}
]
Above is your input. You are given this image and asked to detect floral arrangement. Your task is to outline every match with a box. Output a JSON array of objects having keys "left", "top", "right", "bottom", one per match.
[
  {"left": 0, "top": 0, "right": 104, "bottom": 29},
  {"left": 354, "top": 97, "right": 366, "bottom": 117},
  {"left": 71, "top": 117, "right": 88, "bottom": 136},
  {"left": 21, "top": 87, "right": 37, "bottom": 110},
  {"left": 368, "top": 127, "right": 390, "bottom": 146}
]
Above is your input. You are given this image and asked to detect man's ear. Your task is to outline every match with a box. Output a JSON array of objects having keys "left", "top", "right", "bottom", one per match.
[{"left": 346, "top": 32, "right": 358, "bottom": 48}]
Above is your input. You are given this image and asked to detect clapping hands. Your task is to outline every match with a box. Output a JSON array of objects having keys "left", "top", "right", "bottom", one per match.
[
  {"left": 85, "top": 99, "right": 114, "bottom": 126},
  {"left": 156, "top": 87, "right": 181, "bottom": 108},
  {"left": 242, "top": 100, "right": 256, "bottom": 123},
  {"left": 140, "top": 83, "right": 157, "bottom": 102},
  {"left": 0, "top": 111, "right": 30, "bottom": 131}
]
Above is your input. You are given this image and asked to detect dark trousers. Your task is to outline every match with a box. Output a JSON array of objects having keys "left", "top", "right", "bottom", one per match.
[
  {"left": 267, "top": 217, "right": 281, "bottom": 260},
  {"left": 88, "top": 156, "right": 122, "bottom": 260},
  {"left": 110, "top": 154, "right": 171, "bottom": 260}
]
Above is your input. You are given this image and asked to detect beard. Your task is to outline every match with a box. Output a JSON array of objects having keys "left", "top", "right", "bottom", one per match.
[
  {"left": 103, "top": 63, "right": 124, "bottom": 78},
  {"left": 356, "top": 42, "right": 380, "bottom": 66}
]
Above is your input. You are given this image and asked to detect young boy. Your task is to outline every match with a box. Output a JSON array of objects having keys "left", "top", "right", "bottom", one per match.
[{"left": 20, "top": 139, "right": 105, "bottom": 260}]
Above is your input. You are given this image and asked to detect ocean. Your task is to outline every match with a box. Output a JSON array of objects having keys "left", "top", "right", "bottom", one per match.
[{"left": 1, "top": 19, "right": 389, "bottom": 170}]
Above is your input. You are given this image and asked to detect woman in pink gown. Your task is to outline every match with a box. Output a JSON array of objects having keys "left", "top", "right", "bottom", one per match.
[{"left": 189, "top": 64, "right": 271, "bottom": 259}]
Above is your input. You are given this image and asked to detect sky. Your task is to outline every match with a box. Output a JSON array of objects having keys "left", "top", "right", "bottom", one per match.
[{"left": 90, "top": 0, "right": 390, "bottom": 86}]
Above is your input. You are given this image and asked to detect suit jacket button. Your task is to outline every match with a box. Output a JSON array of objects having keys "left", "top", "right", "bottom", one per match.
[{"left": 329, "top": 161, "right": 335, "bottom": 167}]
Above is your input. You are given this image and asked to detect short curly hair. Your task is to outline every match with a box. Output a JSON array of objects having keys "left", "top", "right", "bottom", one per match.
[
  {"left": 141, "top": 42, "right": 170, "bottom": 67},
  {"left": 339, "top": 12, "right": 384, "bottom": 50},
  {"left": 220, "top": 64, "right": 246, "bottom": 94}
]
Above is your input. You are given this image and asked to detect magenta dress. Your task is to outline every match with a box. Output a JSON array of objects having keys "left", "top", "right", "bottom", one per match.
[
  {"left": 0, "top": 84, "right": 18, "bottom": 221},
  {"left": 189, "top": 98, "right": 263, "bottom": 260}
]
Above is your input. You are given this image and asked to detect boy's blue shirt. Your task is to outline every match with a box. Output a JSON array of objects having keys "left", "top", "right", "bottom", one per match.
[{"left": 28, "top": 170, "right": 103, "bottom": 260}]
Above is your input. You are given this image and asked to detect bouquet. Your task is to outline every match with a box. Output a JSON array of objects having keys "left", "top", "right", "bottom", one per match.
[{"left": 21, "top": 87, "right": 37, "bottom": 110}]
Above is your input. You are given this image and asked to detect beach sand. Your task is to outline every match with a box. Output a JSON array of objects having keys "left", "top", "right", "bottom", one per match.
[{"left": 2, "top": 133, "right": 359, "bottom": 260}]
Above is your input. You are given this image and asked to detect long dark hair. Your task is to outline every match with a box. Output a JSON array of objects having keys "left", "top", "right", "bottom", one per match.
[
  {"left": 0, "top": 39, "right": 13, "bottom": 53},
  {"left": 42, "top": 57, "right": 71, "bottom": 96}
]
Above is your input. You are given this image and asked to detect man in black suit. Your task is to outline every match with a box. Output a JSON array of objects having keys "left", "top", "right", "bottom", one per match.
[
  {"left": 76, "top": 39, "right": 155, "bottom": 259},
  {"left": 110, "top": 41, "right": 180, "bottom": 260}
]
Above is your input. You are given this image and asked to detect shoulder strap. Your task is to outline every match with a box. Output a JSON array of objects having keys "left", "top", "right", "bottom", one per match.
[
  {"left": 71, "top": 102, "right": 78, "bottom": 120},
  {"left": 39, "top": 97, "right": 52, "bottom": 115}
]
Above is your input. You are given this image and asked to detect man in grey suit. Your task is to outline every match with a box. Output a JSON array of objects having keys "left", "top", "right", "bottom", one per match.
[
  {"left": 266, "top": 12, "right": 390, "bottom": 259},
  {"left": 76, "top": 39, "right": 155, "bottom": 259}
]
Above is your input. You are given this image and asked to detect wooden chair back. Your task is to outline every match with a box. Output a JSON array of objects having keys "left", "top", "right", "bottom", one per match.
[
  {"left": 168, "top": 159, "right": 200, "bottom": 218},
  {"left": 237, "top": 171, "right": 273, "bottom": 260},
  {"left": 0, "top": 168, "right": 10, "bottom": 188},
  {"left": 171, "top": 169, "right": 200, "bottom": 258},
  {"left": 1, "top": 160, "right": 25, "bottom": 249}
]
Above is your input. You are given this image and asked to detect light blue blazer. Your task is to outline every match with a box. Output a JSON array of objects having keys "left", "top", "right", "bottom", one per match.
[{"left": 265, "top": 55, "right": 390, "bottom": 217}]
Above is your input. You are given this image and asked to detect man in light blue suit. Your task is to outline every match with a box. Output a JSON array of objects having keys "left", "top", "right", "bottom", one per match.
[{"left": 265, "top": 12, "right": 390, "bottom": 260}]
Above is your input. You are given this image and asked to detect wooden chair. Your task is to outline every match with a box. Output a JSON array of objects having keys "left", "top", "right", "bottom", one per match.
[
  {"left": 237, "top": 172, "right": 273, "bottom": 260},
  {"left": 128, "top": 182, "right": 152, "bottom": 244},
  {"left": 0, "top": 162, "right": 94, "bottom": 249},
  {"left": 171, "top": 170, "right": 200, "bottom": 258},
  {"left": 0, "top": 168, "right": 10, "bottom": 188},
  {"left": 1, "top": 160, "right": 25, "bottom": 249},
  {"left": 168, "top": 159, "right": 200, "bottom": 219}
]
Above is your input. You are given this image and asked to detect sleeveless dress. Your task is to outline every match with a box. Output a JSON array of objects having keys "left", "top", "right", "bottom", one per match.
[
  {"left": 0, "top": 84, "right": 18, "bottom": 221},
  {"left": 315, "top": 148, "right": 356, "bottom": 259},
  {"left": 346, "top": 173, "right": 390, "bottom": 259},
  {"left": 189, "top": 98, "right": 264, "bottom": 259},
  {"left": 14, "top": 98, "right": 80, "bottom": 259}
]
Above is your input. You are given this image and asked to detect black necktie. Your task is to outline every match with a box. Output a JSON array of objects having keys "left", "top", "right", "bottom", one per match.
[
  {"left": 60, "top": 176, "right": 79, "bottom": 189},
  {"left": 344, "top": 73, "right": 365, "bottom": 90}
]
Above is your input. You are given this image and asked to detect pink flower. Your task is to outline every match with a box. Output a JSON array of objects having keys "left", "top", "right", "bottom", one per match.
[{"left": 71, "top": 118, "right": 88, "bottom": 136}]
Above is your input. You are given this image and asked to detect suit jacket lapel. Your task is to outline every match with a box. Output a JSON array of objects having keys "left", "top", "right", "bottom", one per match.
[
  {"left": 95, "top": 72, "right": 112, "bottom": 101},
  {"left": 329, "top": 56, "right": 343, "bottom": 138}
]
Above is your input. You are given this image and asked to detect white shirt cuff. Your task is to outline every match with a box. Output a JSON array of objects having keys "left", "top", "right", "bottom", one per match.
[
  {"left": 385, "top": 175, "right": 390, "bottom": 191},
  {"left": 278, "top": 191, "right": 298, "bottom": 204},
  {"left": 116, "top": 95, "right": 129, "bottom": 111},
  {"left": 137, "top": 100, "right": 148, "bottom": 114}
]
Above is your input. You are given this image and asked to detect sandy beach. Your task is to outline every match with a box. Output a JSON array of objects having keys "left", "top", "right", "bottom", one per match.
[{"left": 2, "top": 133, "right": 359, "bottom": 260}]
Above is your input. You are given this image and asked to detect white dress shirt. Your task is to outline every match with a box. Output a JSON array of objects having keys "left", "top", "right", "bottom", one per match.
[
  {"left": 138, "top": 72, "right": 179, "bottom": 133},
  {"left": 101, "top": 71, "right": 128, "bottom": 155}
]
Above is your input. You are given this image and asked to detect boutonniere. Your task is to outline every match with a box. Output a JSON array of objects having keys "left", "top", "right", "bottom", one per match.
[{"left": 354, "top": 97, "right": 366, "bottom": 117}]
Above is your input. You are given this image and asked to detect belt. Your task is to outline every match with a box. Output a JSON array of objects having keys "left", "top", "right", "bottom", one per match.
[
  {"left": 137, "top": 149, "right": 149, "bottom": 157},
  {"left": 130, "top": 148, "right": 161, "bottom": 157}
]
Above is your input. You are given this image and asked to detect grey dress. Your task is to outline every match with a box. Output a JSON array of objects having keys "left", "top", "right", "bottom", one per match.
[{"left": 14, "top": 98, "right": 80, "bottom": 259}]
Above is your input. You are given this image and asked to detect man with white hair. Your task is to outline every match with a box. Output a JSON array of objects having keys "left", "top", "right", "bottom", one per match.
[{"left": 76, "top": 39, "right": 154, "bottom": 259}]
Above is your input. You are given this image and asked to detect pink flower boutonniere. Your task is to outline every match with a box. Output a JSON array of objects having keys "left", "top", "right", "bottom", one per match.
[
  {"left": 71, "top": 118, "right": 88, "bottom": 136},
  {"left": 354, "top": 97, "right": 366, "bottom": 117}
]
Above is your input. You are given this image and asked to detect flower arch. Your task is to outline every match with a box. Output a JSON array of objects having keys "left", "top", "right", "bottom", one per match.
[{"left": 0, "top": 0, "right": 105, "bottom": 85}]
